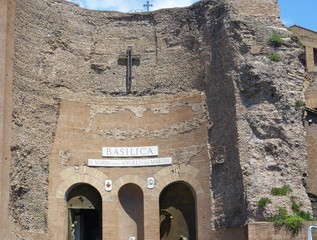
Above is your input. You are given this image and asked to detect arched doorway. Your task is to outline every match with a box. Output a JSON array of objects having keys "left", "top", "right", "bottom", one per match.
[
  {"left": 118, "top": 183, "right": 144, "bottom": 240},
  {"left": 66, "top": 183, "right": 102, "bottom": 240},
  {"left": 159, "top": 182, "right": 196, "bottom": 240}
]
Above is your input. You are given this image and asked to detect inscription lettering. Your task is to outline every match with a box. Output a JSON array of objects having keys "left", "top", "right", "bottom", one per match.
[
  {"left": 88, "top": 157, "right": 172, "bottom": 167},
  {"left": 102, "top": 146, "right": 158, "bottom": 157}
]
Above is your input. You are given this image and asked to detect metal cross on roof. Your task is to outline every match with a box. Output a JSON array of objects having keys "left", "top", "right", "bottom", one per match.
[
  {"left": 118, "top": 46, "right": 141, "bottom": 94},
  {"left": 143, "top": 1, "right": 153, "bottom": 12}
]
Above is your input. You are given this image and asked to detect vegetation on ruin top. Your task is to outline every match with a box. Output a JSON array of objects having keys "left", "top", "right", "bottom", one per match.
[{"left": 268, "top": 32, "right": 284, "bottom": 47}]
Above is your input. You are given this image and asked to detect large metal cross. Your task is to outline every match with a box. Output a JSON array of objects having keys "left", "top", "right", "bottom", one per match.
[
  {"left": 143, "top": 1, "right": 153, "bottom": 12},
  {"left": 118, "top": 46, "right": 141, "bottom": 93}
]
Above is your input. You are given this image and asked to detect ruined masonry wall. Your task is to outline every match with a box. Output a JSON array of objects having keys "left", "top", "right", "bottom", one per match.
[
  {"left": 10, "top": 0, "right": 215, "bottom": 236},
  {"left": 0, "top": 0, "right": 312, "bottom": 238},
  {"left": 232, "top": 0, "right": 280, "bottom": 18}
]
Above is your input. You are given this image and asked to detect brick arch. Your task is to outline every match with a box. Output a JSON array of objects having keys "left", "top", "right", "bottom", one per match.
[
  {"left": 55, "top": 166, "right": 108, "bottom": 200},
  {"left": 153, "top": 165, "right": 204, "bottom": 197},
  {"left": 112, "top": 175, "right": 147, "bottom": 197}
]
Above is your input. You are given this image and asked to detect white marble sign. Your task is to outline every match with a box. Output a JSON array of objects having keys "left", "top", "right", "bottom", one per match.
[
  {"left": 102, "top": 146, "right": 158, "bottom": 157},
  {"left": 88, "top": 157, "right": 172, "bottom": 167}
]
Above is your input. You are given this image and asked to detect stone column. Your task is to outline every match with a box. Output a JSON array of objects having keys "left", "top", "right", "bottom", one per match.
[
  {"left": 104, "top": 195, "right": 119, "bottom": 240},
  {"left": 144, "top": 193, "right": 160, "bottom": 240}
]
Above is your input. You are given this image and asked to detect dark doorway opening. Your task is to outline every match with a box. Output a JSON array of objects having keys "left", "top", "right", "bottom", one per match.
[
  {"left": 69, "top": 209, "right": 101, "bottom": 240},
  {"left": 159, "top": 182, "right": 196, "bottom": 240},
  {"left": 66, "top": 184, "right": 102, "bottom": 240},
  {"left": 118, "top": 183, "right": 144, "bottom": 240}
]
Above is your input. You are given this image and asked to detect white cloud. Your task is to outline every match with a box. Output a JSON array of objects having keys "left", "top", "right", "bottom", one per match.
[
  {"left": 83, "top": 0, "right": 141, "bottom": 12},
  {"left": 281, "top": 18, "right": 294, "bottom": 27},
  {"left": 152, "top": 0, "right": 194, "bottom": 11},
  {"left": 67, "top": 0, "right": 199, "bottom": 12}
]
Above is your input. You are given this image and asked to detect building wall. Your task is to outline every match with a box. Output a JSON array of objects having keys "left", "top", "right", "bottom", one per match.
[
  {"left": 0, "top": 0, "right": 312, "bottom": 239},
  {"left": 291, "top": 26, "right": 317, "bottom": 207},
  {"left": 8, "top": 1, "right": 221, "bottom": 238},
  {"left": 0, "top": 0, "right": 15, "bottom": 238},
  {"left": 233, "top": 0, "right": 280, "bottom": 18},
  {"left": 248, "top": 221, "right": 317, "bottom": 240},
  {"left": 47, "top": 94, "right": 212, "bottom": 239},
  {"left": 290, "top": 25, "right": 317, "bottom": 73},
  {"left": 305, "top": 112, "right": 317, "bottom": 197}
]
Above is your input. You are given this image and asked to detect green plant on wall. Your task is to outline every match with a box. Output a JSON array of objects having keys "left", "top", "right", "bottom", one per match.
[
  {"left": 258, "top": 197, "right": 272, "bottom": 208},
  {"left": 269, "top": 52, "right": 281, "bottom": 62},
  {"left": 269, "top": 32, "right": 284, "bottom": 47},
  {"left": 295, "top": 99, "right": 305, "bottom": 108},
  {"left": 271, "top": 185, "right": 291, "bottom": 196},
  {"left": 270, "top": 207, "right": 288, "bottom": 225},
  {"left": 284, "top": 215, "right": 305, "bottom": 236},
  {"left": 269, "top": 201, "right": 313, "bottom": 236},
  {"left": 291, "top": 199, "right": 300, "bottom": 213}
]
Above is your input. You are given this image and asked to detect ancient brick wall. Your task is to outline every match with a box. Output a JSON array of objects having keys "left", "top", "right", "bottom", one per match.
[
  {"left": 290, "top": 26, "right": 317, "bottom": 73},
  {"left": 232, "top": 0, "right": 280, "bottom": 18},
  {"left": 0, "top": 0, "right": 15, "bottom": 238},
  {"left": 305, "top": 112, "right": 317, "bottom": 197},
  {"left": 291, "top": 25, "right": 317, "bottom": 218},
  {"left": 9, "top": 0, "right": 217, "bottom": 237},
  {"left": 248, "top": 221, "right": 317, "bottom": 240},
  {"left": 0, "top": 0, "right": 312, "bottom": 239},
  {"left": 47, "top": 94, "right": 212, "bottom": 239}
]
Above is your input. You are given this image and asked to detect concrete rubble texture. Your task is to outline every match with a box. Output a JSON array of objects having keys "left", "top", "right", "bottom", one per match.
[{"left": 0, "top": 0, "right": 314, "bottom": 239}]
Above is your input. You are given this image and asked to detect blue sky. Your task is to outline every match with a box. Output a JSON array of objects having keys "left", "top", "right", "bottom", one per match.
[
  {"left": 278, "top": 0, "right": 317, "bottom": 32},
  {"left": 67, "top": 0, "right": 198, "bottom": 12},
  {"left": 67, "top": 0, "right": 316, "bottom": 32}
]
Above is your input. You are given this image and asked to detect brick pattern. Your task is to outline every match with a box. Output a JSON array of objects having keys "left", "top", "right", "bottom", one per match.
[
  {"left": 292, "top": 26, "right": 317, "bottom": 202},
  {"left": 47, "top": 94, "right": 212, "bottom": 240},
  {"left": 248, "top": 221, "right": 317, "bottom": 240},
  {"left": 290, "top": 26, "right": 317, "bottom": 73},
  {"left": 1, "top": 0, "right": 312, "bottom": 239},
  {"left": 234, "top": 0, "right": 280, "bottom": 18},
  {"left": 305, "top": 113, "right": 317, "bottom": 197},
  {"left": 56, "top": 166, "right": 108, "bottom": 200}
]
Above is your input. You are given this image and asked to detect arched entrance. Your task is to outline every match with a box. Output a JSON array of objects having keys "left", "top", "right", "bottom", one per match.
[
  {"left": 118, "top": 183, "right": 144, "bottom": 240},
  {"left": 159, "top": 182, "right": 196, "bottom": 240},
  {"left": 66, "top": 183, "right": 102, "bottom": 240}
]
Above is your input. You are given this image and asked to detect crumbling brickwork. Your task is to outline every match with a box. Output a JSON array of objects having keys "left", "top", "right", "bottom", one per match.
[{"left": 0, "top": 0, "right": 313, "bottom": 239}]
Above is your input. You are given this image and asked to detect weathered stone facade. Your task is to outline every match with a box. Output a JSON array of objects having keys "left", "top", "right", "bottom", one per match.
[
  {"left": 290, "top": 25, "right": 317, "bottom": 218},
  {"left": 290, "top": 25, "right": 317, "bottom": 76},
  {"left": 0, "top": 0, "right": 314, "bottom": 239}
]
